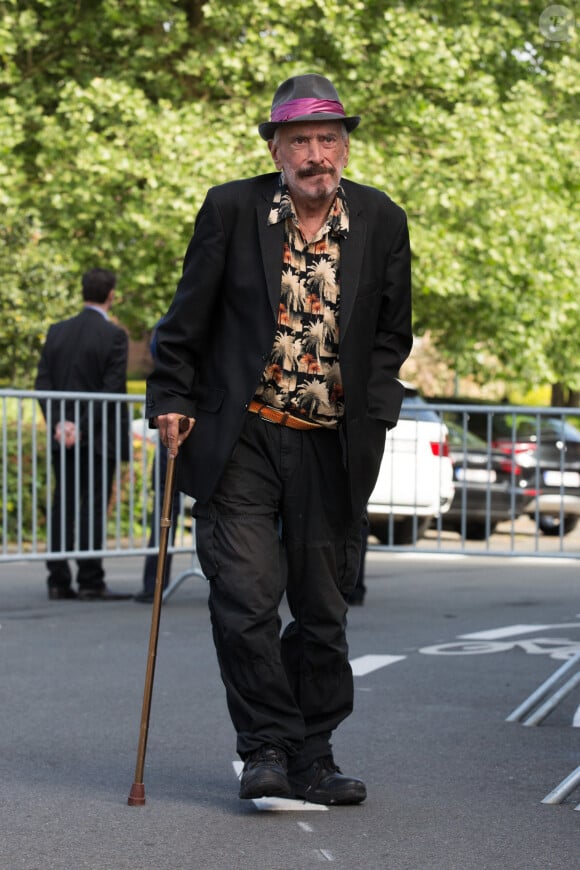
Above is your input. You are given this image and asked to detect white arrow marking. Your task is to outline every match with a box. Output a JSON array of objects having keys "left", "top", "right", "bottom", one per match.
[
  {"left": 460, "top": 624, "right": 580, "bottom": 640},
  {"left": 350, "top": 654, "right": 406, "bottom": 676}
]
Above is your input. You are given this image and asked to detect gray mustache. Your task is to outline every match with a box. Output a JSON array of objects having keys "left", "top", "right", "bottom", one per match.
[{"left": 297, "top": 166, "right": 336, "bottom": 179}]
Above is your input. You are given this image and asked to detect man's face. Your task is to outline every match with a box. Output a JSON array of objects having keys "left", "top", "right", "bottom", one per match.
[{"left": 268, "top": 121, "right": 349, "bottom": 208}]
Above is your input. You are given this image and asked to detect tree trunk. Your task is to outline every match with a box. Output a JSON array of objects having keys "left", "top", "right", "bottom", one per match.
[
  {"left": 180, "top": 0, "right": 206, "bottom": 28},
  {"left": 551, "top": 383, "right": 580, "bottom": 408}
]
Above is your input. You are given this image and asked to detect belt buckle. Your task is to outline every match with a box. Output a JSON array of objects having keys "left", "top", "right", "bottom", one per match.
[
  {"left": 257, "top": 403, "right": 277, "bottom": 425},
  {"left": 258, "top": 404, "right": 291, "bottom": 427}
]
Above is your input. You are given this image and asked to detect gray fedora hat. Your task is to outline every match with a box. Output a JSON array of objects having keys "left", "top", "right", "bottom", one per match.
[{"left": 259, "top": 73, "right": 361, "bottom": 141}]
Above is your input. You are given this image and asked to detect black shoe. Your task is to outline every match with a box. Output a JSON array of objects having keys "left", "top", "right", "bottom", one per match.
[
  {"left": 48, "top": 586, "right": 78, "bottom": 600},
  {"left": 134, "top": 591, "right": 155, "bottom": 603},
  {"left": 78, "top": 585, "right": 133, "bottom": 601},
  {"left": 288, "top": 756, "right": 367, "bottom": 805},
  {"left": 239, "top": 745, "right": 292, "bottom": 800}
]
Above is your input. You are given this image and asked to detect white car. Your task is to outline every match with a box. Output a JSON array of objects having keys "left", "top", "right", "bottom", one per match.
[
  {"left": 131, "top": 416, "right": 158, "bottom": 445},
  {"left": 367, "top": 386, "right": 454, "bottom": 544}
]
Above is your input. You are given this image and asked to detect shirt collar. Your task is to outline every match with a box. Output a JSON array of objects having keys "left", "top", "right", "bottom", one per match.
[
  {"left": 267, "top": 174, "right": 350, "bottom": 239},
  {"left": 84, "top": 304, "right": 109, "bottom": 320}
]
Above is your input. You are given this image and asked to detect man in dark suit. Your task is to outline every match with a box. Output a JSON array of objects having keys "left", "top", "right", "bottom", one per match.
[
  {"left": 35, "top": 267, "right": 132, "bottom": 601},
  {"left": 146, "top": 74, "right": 412, "bottom": 804}
]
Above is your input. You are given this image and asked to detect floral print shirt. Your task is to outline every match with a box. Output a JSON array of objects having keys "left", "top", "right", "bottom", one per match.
[{"left": 254, "top": 177, "right": 349, "bottom": 427}]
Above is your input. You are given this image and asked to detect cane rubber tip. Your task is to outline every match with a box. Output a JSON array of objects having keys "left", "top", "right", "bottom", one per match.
[{"left": 128, "top": 783, "right": 146, "bottom": 806}]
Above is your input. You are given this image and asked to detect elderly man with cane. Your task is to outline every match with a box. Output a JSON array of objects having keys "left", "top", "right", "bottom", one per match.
[{"left": 145, "top": 73, "right": 412, "bottom": 805}]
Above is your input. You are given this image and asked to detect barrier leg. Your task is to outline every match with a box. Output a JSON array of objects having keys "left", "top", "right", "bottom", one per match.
[
  {"left": 506, "top": 653, "right": 580, "bottom": 722},
  {"left": 522, "top": 672, "right": 580, "bottom": 727},
  {"left": 541, "top": 765, "right": 580, "bottom": 805},
  {"left": 162, "top": 548, "right": 205, "bottom": 602}
]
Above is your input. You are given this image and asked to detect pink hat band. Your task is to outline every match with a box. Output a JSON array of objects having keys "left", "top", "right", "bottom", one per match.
[{"left": 270, "top": 98, "right": 346, "bottom": 123}]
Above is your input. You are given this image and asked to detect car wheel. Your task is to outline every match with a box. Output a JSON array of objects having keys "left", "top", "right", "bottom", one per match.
[
  {"left": 369, "top": 516, "right": 431, "bottom": 545},
  {"left": 368, "top": 517, "right": 390, "bottom": 544},
  {"left": 462, "top": 521, "right": 498, "bottom": 541},
  {"left": 538, "top": 515, "right": 579, "bottom": 536}
]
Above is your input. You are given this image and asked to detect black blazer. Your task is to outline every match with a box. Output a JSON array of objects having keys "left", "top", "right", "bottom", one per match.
[
  {"left": 35, "top": 307, "right": 129, "bottom": 460},
  {"left": 146, "top": 173, "right": 412, "bottom": 517}
]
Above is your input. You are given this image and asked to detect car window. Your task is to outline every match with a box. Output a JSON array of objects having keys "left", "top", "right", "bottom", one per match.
[
  {"left": 539, "top": 418, "right": 580, "bottom": 442},
  {"left": 400, "top": 395, "right": 442, "bottom": 423},
  {"left": 445, "top": 421, "right": 488, "bottom": 450}
]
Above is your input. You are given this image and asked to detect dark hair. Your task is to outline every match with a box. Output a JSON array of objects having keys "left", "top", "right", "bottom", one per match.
[{"left": 81, "top": 268, "right": 117, "bottom": 304}]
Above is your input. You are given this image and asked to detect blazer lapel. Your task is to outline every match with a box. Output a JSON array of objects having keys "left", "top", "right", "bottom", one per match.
[
  {"left": 339, "top": 205, "right": 366, "bottom": 338},
  {"left": 257, "top": 196, "right": 284, "bottom": 323}
]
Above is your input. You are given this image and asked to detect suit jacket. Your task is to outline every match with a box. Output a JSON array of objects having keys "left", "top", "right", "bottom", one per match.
[
  {"left": 146, "top": 172, "right": 412, "bottom": 518},
  {"left": 35, "top": 307, "right": 130, "bottom": 460}
]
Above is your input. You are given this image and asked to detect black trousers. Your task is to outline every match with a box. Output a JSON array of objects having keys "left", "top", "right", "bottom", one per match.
[
  {"left": 46, "top": 447, "right": 115, "bottom": 590},
  {"left": 194, "top": 413, "right": 362, "bottom": 767}
]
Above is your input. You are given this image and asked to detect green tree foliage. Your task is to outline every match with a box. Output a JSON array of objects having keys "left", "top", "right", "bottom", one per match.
[{"left": 1, "top": 0, "right": 578, "bottom": 399}]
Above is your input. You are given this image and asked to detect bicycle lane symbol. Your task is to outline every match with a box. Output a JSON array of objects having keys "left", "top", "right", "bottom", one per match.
[{"left": 419, "top": 623, "right": 580, "bottom": 661}]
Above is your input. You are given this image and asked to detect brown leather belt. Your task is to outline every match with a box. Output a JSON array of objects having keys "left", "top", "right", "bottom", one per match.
[{"left": 248, "top": 400, "right": 323, "bottom": 431}]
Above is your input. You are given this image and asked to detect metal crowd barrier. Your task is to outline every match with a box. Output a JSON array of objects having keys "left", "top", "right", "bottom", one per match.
[
  {"left": 372, "top": 402, "right": 580, "bottom": 559},
  {"left": 1, "top": 390, "right": 580, "bottom": 566}
]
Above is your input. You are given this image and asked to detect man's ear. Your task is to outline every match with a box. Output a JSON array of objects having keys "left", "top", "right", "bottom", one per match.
[{"left": 268, "top": 139, "right": 283, "bottom": 170}]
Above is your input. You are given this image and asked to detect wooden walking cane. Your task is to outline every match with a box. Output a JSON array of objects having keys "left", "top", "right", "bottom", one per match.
[{"left": 128, "top": 419, "right": 187, "bottom": 806}]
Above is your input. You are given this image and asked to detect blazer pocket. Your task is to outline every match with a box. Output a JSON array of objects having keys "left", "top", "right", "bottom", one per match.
[{"left": 194, "top": 385, "right": 225, "bottom": 413}]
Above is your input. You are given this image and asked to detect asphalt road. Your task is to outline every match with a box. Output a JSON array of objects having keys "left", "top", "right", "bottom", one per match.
[{"left": 1, "top": 552, "right": 579, "bottom": 870}]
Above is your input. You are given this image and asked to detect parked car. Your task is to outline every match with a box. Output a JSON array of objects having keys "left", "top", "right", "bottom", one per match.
[
  {"left": 440, "top": 422, "right": 536, "bottom": 540},
  {"left": 429, "top": 401, "right": 580, "bottom": 537},
  {"left": 480, "top": 413, "right": 580, "bottom": 536},
  {"left": 131, "top": 416, "right": 158, "bottom": 445},
  {"left": 367, "top": 386, "right": 454, "bottom": 544}
]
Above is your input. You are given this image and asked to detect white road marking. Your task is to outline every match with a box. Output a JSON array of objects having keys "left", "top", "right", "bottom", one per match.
[
  {"left": 460, "top": 624, "right": 580, "bottom": 640},
  {"left": 350, "top": 654, "right": 406, "bottom": 676},
  {"left": 252, "top": 797, "right": 328, "bottom": 811},
  {"left": 573, "top": 706, "right": 580, "bottom": 728},
  {"left": 298, "top": 822, "right": 314, "bottom": 832}
]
